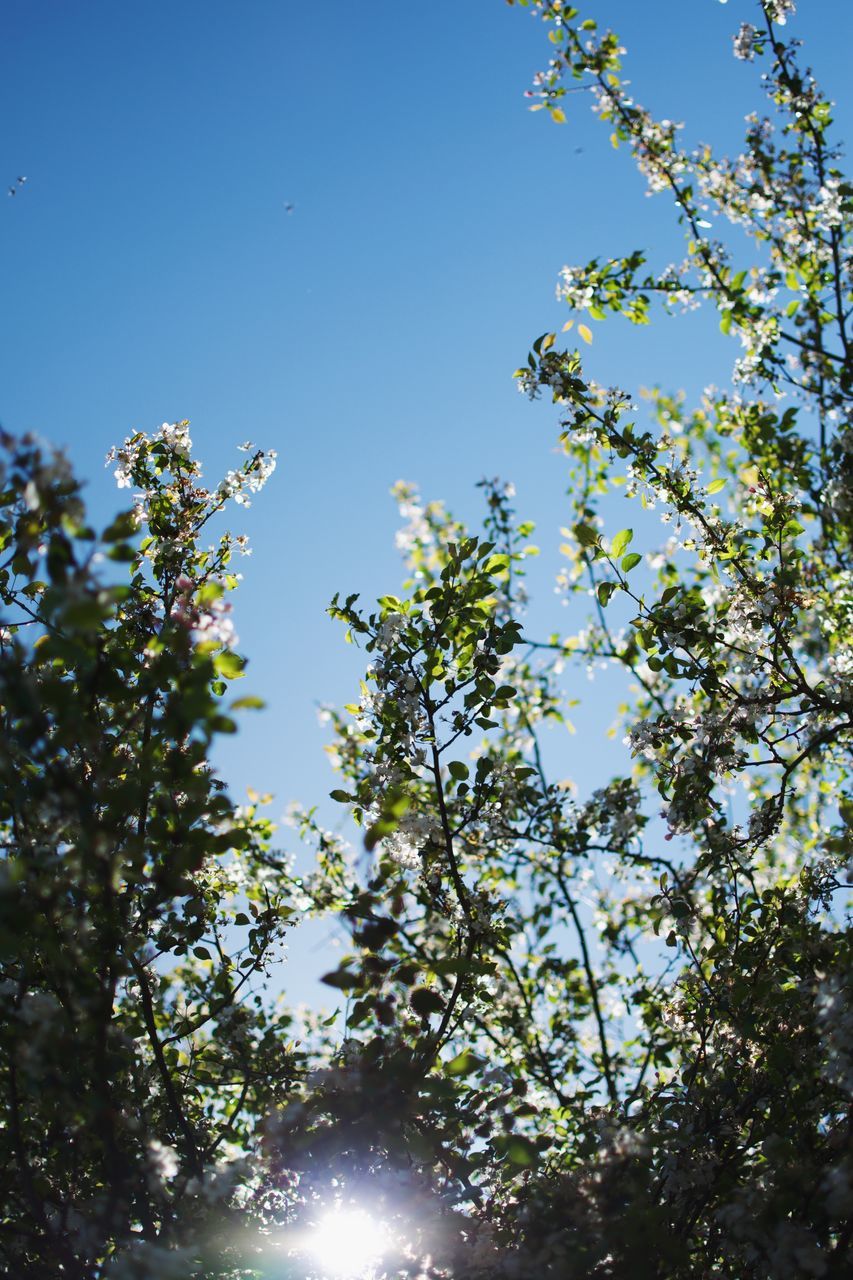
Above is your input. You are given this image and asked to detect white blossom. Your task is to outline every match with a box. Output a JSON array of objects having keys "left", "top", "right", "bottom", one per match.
[{"left": 732, "top": 24, "right": 756, "bottom": 61}]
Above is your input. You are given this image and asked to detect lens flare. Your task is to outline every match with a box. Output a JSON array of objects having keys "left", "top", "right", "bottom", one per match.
[{"left": 307, "top": 1205, "right": 393, "bottom": 1278}]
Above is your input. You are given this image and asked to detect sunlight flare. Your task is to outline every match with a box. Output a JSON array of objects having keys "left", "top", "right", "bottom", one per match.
[{"left": 307, "top": 1206, "right": 393, "bottom": 1278}]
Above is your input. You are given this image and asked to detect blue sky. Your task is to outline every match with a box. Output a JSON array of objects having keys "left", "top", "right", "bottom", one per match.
[{"left": 1, "top": 0, "right": 850, "bottom": 990}]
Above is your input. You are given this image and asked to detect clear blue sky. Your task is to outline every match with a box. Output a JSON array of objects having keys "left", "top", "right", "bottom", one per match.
[{"left": 1, "top": 0, "right": 850, "bottom": 989}]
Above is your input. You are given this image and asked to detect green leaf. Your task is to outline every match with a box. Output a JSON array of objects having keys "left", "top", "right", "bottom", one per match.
[
  {"left": 495, "top": 1134, "right": 538, "bottom": 1167},
  {"left": 597, "top": 581, "right": 617, "bottom": 607},
  {"left": 575, "top": 524, "right": 600, "bottom": 548},
  {"left": 448, "top": 760, "right": 469, "bottom": 781},
  {"left": 621, "top": 552, "right": 642, "bottom": 573},
  {"left": 64, "top": 599, "right": 111, "bottom": 630},
  {"left": 707, "top": 478, "right": 726, "bottom": 495},
  {"left": 611, "top": 528, "right": 633, "bottom": 557},
  {"left": 215, "top": 651, "right": 247, "bottom": 680},
  {"left": 107, "top": 544, "right": 136, "bottom": 562},
  {"left": 445, "top": 1051, "right": 483, "bottom": 1078},
  {"left": 102, "top": 512, "right": 139, "bottom": 543}
]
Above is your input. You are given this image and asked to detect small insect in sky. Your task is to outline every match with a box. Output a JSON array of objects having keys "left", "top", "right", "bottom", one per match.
[
  {"left": 7, "top": 176, "right": 27, "bottom": 197},
  {"left": 283, "top": 202, "right": 295, "bottom": 214}
]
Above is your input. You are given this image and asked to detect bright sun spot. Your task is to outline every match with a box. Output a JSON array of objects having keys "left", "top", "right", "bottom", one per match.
[{"left": 307, "top": 1206, "right": 393, "bottom": 1278}]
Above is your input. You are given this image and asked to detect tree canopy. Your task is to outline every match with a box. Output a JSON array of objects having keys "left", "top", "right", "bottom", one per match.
[{"left": 1, "top": 2, "right": 851, "bottom": 1277}]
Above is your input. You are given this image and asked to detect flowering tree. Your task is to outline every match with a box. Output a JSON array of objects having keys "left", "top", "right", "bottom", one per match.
[
  {"left": 0, "top": 428, "right": 292, "bottom": 1277},
  {"left": 286, "top": 1, "right": 853, "bottom": 1275},
  {"left": 1, "top": 0, "right": 851, "bottom": 1277}
]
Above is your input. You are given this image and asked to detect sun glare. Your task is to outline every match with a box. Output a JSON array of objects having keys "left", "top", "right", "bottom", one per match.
[{"left": 307, "top": 1206, "right": 393, "bottom": 1279}]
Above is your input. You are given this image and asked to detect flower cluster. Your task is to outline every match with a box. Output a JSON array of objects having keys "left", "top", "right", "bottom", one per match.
[
  {"left": 217, "top": 445, "right": 277, "bottom": 507},
  {"left": 170, "top": 573, "right": 239, "bottom": 649},
  {"left": 733, "top": 23, "right": 757, "bottom": 61}
]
